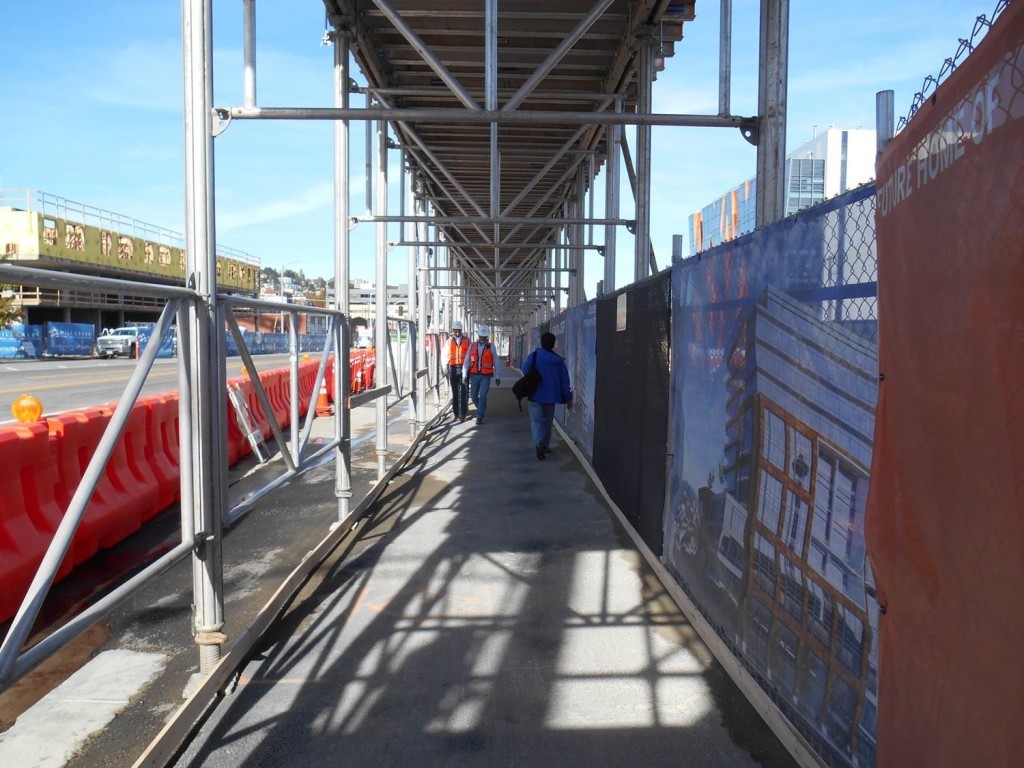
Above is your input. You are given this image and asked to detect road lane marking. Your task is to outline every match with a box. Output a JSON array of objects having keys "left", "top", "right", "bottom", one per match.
[{"left": 0, "top": 370, "right": 179, "bottom": 395}]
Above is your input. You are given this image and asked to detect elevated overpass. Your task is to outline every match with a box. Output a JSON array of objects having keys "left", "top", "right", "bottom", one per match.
[{"left": 0, "top": 191, "right": 260, "bottom": 329}]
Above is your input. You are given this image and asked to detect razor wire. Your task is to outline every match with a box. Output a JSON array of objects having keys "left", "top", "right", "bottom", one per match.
[{"left": 898, "top": 0, "right": 1011, "bottom": 131}]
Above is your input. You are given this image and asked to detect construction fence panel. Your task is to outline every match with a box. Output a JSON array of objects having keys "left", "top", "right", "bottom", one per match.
[
  {"left": 868, "top": 2, "right": 1024, "bottom": 766},
  {"left": 664, "top": 183, "right": 881, "bottom": 768},
  {"left": 593, "top": 271, "right": 671, "bottom": 556},
  {"left": 561, "top": 300, "right": 597, "bottom": 463},
  {"left": 0, "top": 324, "right": 44, "bottom": 359}
]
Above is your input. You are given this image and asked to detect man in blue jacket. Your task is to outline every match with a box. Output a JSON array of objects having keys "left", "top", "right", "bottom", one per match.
[{"left": 520, "top": 331, "right": 573, "bottom": 460}]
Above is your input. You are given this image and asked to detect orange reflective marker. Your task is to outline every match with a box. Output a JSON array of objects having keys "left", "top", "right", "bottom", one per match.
[{"left": 11, "top": 394, "right": 44, "bottom": 422}]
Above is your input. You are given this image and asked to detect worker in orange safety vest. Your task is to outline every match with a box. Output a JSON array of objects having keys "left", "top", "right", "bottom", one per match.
[
  {"left": 447, "top": 320, "right": 471, "bottom": 421},
  {"left": 462, "top": 325, "right": 503, "bottom": 425}
]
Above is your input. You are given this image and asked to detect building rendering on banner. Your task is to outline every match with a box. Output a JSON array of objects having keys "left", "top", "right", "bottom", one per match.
[
  {"left": 687, "top": 128, "right": 876, "bottom": 256},
  {"left": 713, "top": 286, "right": 880, "bottom": 766}
]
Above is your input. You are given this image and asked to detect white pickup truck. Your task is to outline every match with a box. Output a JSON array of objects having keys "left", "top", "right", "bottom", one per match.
[{"left": 95, "top": 327, "right": 140, "bottom": 359}]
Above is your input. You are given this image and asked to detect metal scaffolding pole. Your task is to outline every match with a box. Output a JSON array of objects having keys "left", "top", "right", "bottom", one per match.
[
  {"left": 416, "top": 185, "right": 429, "bottom": 427},
  {"left": 876, "top": 90, "right": 895, "bottom": 154},
  {"left": 183, "top": 0, "right": 225, "bottom": 674},
  {"left": 578, "top": 172, "right": 588, "bottom": 306},
  {"left": 375, "top": 115, "right": 389, "bottom": 479},
  {"left": 634, "top": 31, "right": 654, "bottom": 283},
  {"left": 604, "top": 98, "right": 622, "bottom": 294},
  {"left": 405, "top": 158, "right": 418, "bottom": 430},
  {"left": 242, "top": 0, "right": 256, "bottom": 108},
  {"left": 358, "top": 215, "right": 632, "bottom": 226},
  {"left": 226, "top": 105, "right": 752, "bottom": 130},
  {"left": 486, "top": 0, "right": 501, "bottom": 288},
  {"left": 333, "top": 30, "right": 353, "bottom": 524},
  {"left": 755, "top": 0, "right": 789, "bottom": 228},
  {"left": 719, "top": 0, "right": 733, "bottom": 116},
  {"left": 396, "top": 240, "right": 594, "bottom": 251}
]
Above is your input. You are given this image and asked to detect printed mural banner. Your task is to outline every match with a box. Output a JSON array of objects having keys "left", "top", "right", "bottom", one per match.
[
  {"left": 0, "top": 324, "right": 44, "bottom": 359},
  {"left": 664, "top": 183, "right": 881, "bottom": 768},
  {"left": 45, "top": 322, "right": 95, "bottom": 357},
  {"left": 867, "top": 5, "right": 1024, "bottom": 767},
  {"left": 548, "top": 312, "right": 568, "bottom": 427},
  {"left": 563, "top": 300, "right": 597, "bottom": 461}
]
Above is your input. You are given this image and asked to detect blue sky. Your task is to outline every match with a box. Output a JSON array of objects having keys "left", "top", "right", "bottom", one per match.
[{"left": 0, "top": 1, "right": 994, "bottom": 299}]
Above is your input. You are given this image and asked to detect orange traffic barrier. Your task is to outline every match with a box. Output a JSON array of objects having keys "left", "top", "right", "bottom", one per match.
[
  {"left": 325, "top": 357, "right": 336, "bottom": 397},
  {"left": 47, "top": 408, "right": 140, "bottom": 562},
  {"left": 144, "top": 394, "right": 181, "bottom": 510},
  {"left": 0, "top": 424, "right": 61, "bottom": 622},
  {"left": 364, "top": 353, "right": 376, "bottom": 389},
  {"left": 298, "top": 360, "right": 318, "bottom": 412},
  {"left": 243, "top": 377, "right": 271, "bottom": 440},
  {"left": 268, "top": 369, "right": 289, "bottom": 427},
  {"left": 117, "top": 402, "right": 162, "bottom": 523},
  {"left": 225, "top": 376, "right": 251, "bottom": 464}
]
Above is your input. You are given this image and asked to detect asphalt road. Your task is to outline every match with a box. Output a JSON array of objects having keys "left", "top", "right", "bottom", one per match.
[{"left": 0, "top": 354, "right": 295, "bottom": 425}]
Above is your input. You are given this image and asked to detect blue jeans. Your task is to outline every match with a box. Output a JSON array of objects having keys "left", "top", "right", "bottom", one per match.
[
  {"left": 528, "top": 400, "right": 555, "bottom": 448},
  {"left": 469, "top": 374, "right": 493, "bottom": 418}
]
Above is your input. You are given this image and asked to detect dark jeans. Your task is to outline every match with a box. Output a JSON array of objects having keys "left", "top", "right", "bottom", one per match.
[
  {"left": 528, "top": 400, "right": 556, "bottom": 448},
  {"left": 448, "top": 365, "right": 468, "bottom": 417}
]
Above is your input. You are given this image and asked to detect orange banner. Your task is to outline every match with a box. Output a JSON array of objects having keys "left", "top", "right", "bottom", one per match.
[{"left": 868, "top": 5, "right": 1024, "bottom": 766}]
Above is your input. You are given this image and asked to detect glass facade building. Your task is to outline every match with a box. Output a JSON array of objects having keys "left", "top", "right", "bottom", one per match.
[{"left": 688, "top": 128, "right": 875, "bottom": 256}]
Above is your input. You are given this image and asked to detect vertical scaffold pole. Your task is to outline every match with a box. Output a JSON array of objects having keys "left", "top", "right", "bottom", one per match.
[
  {"left": 375, "top": 114, "right": 389, "bottom": 480},
  {"left": 416, "top": 181, "right": 429, "bottom": 427},
  {"left": 333, "top": 29, "right": 353, "bottom": 524},
  {"left": 603, "top": 98, "right": 622, "bottom": 294},
  {"left": 183, "top": 0, "right": 225, "bottom": 674},
  {"left": 634, "top": 31, "right": 654, "bottom": 283},
  {"left": 876, "top": 90, "right": 895, "bottom": 154},
  {"left": 755, "top": 0, "right": 789, "bottom": 228}
]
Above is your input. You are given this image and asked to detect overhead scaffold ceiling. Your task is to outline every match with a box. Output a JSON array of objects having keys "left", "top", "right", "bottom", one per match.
[
  {"left": 223, "top": 1, "right": 782, "bottom": 329},
  {"left": 320, "top": 0, "right": 705, "bottom": 326}
]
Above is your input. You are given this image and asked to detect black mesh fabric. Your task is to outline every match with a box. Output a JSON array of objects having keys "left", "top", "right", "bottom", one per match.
[{"left": 592, "top": 271, "right": 671, "bottom": 555}]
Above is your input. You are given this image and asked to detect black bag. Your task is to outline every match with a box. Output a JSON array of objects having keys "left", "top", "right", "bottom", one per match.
[{"left": 512, "top": 351, "right": 542, "bottom": 410}]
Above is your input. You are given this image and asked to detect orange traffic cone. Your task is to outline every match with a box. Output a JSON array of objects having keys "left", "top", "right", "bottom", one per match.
[{"left": 315, "top": 381, "right": 332, "bottom": 416}]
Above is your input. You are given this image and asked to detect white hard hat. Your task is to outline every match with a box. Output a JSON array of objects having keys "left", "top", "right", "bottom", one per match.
[
  {"left": 452, "top": 320, "right": 463, "bottom": 330},
  {"left": 477, "top": 325, "right": 490, "bottom": 337}
]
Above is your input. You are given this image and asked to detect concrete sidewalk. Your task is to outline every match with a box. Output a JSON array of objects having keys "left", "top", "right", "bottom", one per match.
[{"left": 174, "top": 386, "right": 797, "bottom": 768}]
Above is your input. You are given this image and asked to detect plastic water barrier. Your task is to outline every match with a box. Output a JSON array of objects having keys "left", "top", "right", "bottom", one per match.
[{"left": 0, "top": 357, "right": 333, "bottom": 622}]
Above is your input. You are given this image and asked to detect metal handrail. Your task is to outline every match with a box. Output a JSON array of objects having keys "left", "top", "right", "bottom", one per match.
[{"left": 0, "top": 268, "right": 427, "bottom": 690}]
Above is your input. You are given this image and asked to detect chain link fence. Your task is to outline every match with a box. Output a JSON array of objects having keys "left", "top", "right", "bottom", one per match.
[{"left": 898, "top": 0, "right": 1011, "bottom": 131}]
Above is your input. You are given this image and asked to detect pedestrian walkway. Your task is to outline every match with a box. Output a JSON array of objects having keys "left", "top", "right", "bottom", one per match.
[{"left": 174, "top": 387, "right": 797, "bottom": 767}]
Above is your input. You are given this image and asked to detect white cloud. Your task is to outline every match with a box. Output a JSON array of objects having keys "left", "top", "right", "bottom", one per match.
[
  {"left": 81, "top": 40, "right": 182, "bottom": 111},
  {"left": 216, "top": 181, "right": 335, "bottom": 231},
  {"left": 214, "top": 48, "right": 336, "bottom": 107},
  {"left": 790, "top": 40, "right": 960, "bottom": 96}
]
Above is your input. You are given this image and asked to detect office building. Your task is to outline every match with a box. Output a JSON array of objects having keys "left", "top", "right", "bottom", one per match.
[{"left": 688, "top": 128, "right": 876, "bottom": 256}]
